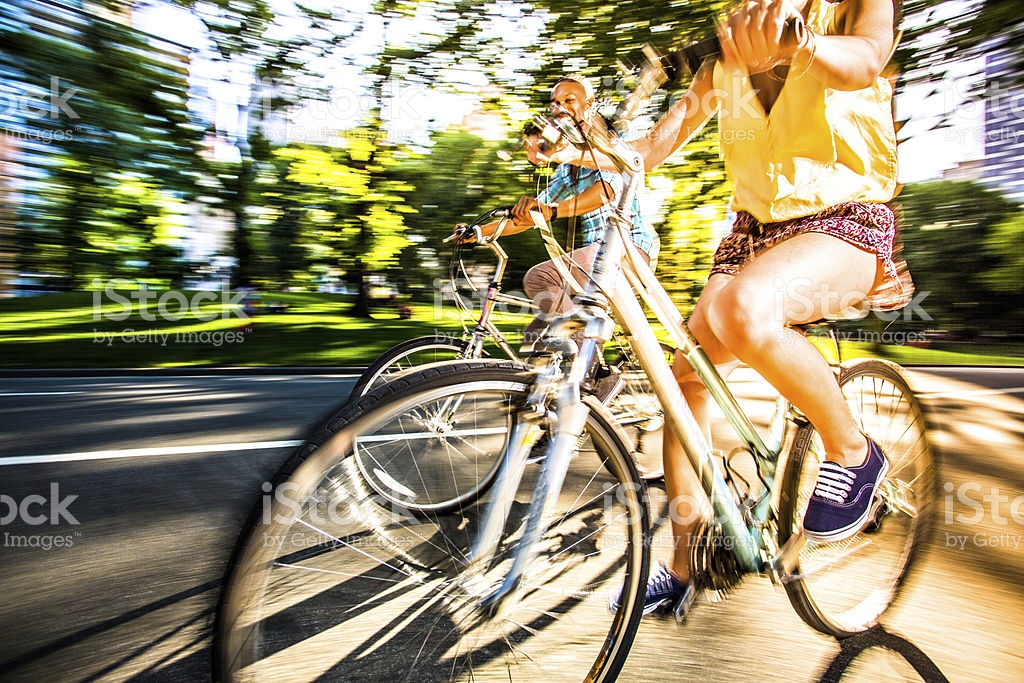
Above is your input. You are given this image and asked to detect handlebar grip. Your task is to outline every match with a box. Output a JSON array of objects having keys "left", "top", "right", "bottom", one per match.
[
  {"left": 443, "top": 208, "right": 514, "bottom": 244},
  {"left": 667, "top": 16, "right": 806, "bottom": 78}
]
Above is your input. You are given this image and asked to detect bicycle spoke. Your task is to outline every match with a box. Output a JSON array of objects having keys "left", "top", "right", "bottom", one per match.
[
  {"left": 778, "top": 360, "right": 936, "bottom": 637},
  {"left": 216, "top": 365, "right": 648, "bottom": 681}
]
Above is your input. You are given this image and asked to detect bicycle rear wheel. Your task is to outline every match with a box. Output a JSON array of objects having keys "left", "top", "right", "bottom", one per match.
[
  {"left": 604, "top": 341, "right": 673, "bottom": 479},
  {"left": 778, "top": 358, "right": 937, "bottom": 637},
  {"left": 215, "top": 361, "right": 650, "bottom": 682}
]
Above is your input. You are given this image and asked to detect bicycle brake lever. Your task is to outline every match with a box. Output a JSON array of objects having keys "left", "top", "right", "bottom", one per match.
[{"left": 442, "top": 228, "right": 466, "bottom": 244}]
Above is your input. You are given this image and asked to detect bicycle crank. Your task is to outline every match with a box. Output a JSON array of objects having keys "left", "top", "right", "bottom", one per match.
[{"left": 690, "top": 518, "right": 746, "bottom": 600}]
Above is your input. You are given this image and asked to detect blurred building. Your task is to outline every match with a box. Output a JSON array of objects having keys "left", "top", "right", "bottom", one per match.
[
  {"left": 0, "top": 0, "right": 191, "bottom": 292},
  {"left": 0, "top": 134, "right": 13, "bottom": 293},
  {"left": 977, "top": 24, "right": 1024, "bottom": 203},
  {"left": 944, "top": 24, "right": 1024, "bottom": 202}
]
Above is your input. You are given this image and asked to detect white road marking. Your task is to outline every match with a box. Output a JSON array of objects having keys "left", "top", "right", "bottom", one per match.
[
  {"left": 917, "top": 386, "right": 1024, "bottom": 399},
  {"left": 0, "top": 440, "right": 303, "bottom": 466}
]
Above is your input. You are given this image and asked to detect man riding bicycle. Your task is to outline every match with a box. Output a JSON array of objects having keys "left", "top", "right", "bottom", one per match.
[{"left": 454, "top": 75, "right": 659, "bottom": 358}]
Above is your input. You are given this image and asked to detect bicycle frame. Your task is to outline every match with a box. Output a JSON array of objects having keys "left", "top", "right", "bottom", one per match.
[
  {"left": 451, "top": 212, "right": 596, "bottom": 362},
  {"left": 468, "top": 116, "right": 797, "bottom": 608}
]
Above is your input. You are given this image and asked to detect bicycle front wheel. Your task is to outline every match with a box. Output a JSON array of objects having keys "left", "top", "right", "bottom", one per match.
[
  {"left": 215, "top": 360, "right": 650, "bottom": 682},
  {"left": 778, "top": 358, "right": 937, "bottom": 637},
  {"left": 349, "top": 336, "right": 485, "bottom": 399}
]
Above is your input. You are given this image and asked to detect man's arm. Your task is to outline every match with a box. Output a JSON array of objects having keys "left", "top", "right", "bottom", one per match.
[
  {"left": 630, "top": 59, "right": 717, "bottom": 170},
  {"left": 511, "top": 178, "right": 616, "bottom": 225},
  {"left": 450, "top": 216, "right": 529, "bottom": 244}
]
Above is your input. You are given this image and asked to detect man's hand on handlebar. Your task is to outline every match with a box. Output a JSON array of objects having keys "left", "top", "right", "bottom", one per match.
[
  {"left": 448, "top": 222, "right": 475, "bottom": 244},
  {"left": 511, "top": 196, "right": 553, "bottom": 226},
  {"left": 447, "top": 207, "right": 531, "bottom": 245}
]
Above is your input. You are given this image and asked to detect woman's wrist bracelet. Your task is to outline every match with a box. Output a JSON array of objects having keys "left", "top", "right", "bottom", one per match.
[{"left": 769, "top": 29, "right": 817, "bottom": 82}]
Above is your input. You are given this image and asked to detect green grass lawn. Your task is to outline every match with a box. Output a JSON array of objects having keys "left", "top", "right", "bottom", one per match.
[
  {"left": 0, "top": 291, "right": 532, "bottom": 369},
  {"left": 1, "top": 291, "right": 1021, "bottom": 369}
]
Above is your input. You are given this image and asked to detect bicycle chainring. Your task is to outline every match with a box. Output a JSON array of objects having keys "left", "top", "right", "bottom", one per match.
[{"left": 690, "top": 518, "right": 745, "bottom": 598}]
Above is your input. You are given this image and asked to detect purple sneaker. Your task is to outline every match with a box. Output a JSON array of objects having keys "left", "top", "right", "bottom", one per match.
[
  {"left": 803, "top": 437, "right": 890, "bottom": 543},
  {"left": 610, "top": 563, "right": 695, "bottom": 620}
]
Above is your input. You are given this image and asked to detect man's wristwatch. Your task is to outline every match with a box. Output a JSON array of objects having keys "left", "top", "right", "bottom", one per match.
[{"left": 545, "top": 202, "right": 558, "bottom": 220}]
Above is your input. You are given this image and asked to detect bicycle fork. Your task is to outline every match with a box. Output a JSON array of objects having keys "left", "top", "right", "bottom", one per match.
[{"left": 464, "top": 346, "right": 595, "bottom": 614}]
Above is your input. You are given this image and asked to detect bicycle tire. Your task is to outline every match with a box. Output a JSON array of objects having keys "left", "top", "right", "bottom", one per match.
[
  {"left": 777, "top": 358, "right": 937, "bottom": 638},
  {"left": 349, "top": 336, "right": 489, "bottom": 399},
  {"left": 348, "top": 337, "right": 507, "bottom": 511},
  {"left": 351, "top": 334, "right": 669, "bottom": 480},
  {"left": 215, "top": 360, "right": 650, "bottom": 682}
]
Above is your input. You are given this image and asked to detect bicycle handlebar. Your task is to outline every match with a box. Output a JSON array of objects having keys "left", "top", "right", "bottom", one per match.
[
  {"left": 611, "top": 16, "right": 805, "bottom": 132},
  {"left": 444, "top": 207, "right": 513, "bottom": 244},
  {"left": 668, "top": 16, "right": 806, "bottom": 78}
]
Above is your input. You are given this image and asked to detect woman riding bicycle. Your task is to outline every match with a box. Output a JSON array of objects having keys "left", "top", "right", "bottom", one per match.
[{"left": 601, "top": 0, "right": 914, "bottom": 614}]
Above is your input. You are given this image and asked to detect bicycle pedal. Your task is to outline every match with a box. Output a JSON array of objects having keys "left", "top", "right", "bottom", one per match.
[
  {"left": 524, "top": 434, "right": 549, "bottom": 465},
  {"left": 862, "top": 496, "right": 886, "bottom": 534},
  {"left": 594, "top": 373, "right": 625, "bottom": 404},
  {"left": 670, "top": 583, "right": 697, "bottom": 624}
]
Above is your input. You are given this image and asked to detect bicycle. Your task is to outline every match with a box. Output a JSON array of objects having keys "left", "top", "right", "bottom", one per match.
[
  {"left": 352, "top": 197, "right": 671, "bottom": 403},
  {"left": 348, "top": 205, "right": 672, "bottom": 491},
  {"left": 214, "top": 30, "right": 937, "bottom": 682}
]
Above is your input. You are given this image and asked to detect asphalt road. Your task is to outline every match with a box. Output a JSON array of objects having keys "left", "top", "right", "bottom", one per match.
[{"left": 0, "top": 367, "right": 1021, "bottom": 682}]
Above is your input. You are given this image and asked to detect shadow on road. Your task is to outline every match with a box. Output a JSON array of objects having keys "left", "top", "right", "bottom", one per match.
[
  {"left": 816, "top": 625, "right": 948, "bottom": 683},
  {"left": 0, "top": 579, "right": 219, "bottom": 678}
]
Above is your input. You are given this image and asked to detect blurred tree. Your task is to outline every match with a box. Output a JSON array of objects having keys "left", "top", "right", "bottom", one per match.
[
  {"left": 0, "top": 0, "right": 200, "bottom": 286},
  {"left": 898, "top": 0, "right": 1022, "bottom": 82},
  {"left": 266, "top": 0, "right": 501, "bottom": 315},
  {"left": 163, "top": 0, "right": 325, "bottom": 289},
  {"left": 393, "top": 128, "right": 544, "bottom": 299},
  {"left": 981, "top": 210, "right": 1024, "bottom": 325},
  {"left": 897, "top": 179, "right": 1018, "bottom": 334},
  {"left": 259, "top": 170, "right": 310, "bottom": 288},
  {"left": 273, "top": 141, "right": 413, "bottom": 312},
  {"left": 528, "top": 0, "right": 726, "bottom": 105},
  {"left": 651, "top": 124, "right": 733, "bottom": 312}
]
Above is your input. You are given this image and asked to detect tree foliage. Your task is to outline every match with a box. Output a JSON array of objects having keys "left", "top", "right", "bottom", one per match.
[
  {"left": 4, "top": 0, "right": 1024, "bottom": 342},
  {"left": 1, "top": 0, "right": 200, "bottom": 284},
  {"left": 897, "top": 179, "right": 1022, "bottom": 333},
  {"left": 898, "top": 0, "right": 1023, "bottom": 82}
]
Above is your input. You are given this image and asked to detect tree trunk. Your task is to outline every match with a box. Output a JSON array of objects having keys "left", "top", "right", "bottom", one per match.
[
  {"left": 230, "top": 158, "right": 256, "bottom": 289},
  {"left": 348, "top": 261, "right": 372, "bottom": 318}
]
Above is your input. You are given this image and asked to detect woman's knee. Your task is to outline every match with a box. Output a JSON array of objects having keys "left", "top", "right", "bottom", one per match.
[{"left": 704, "top": 281, "right": 777, "bottom": 354}]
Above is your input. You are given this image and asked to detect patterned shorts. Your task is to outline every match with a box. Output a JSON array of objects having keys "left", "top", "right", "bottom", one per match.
[{"left": 710, "top": 202, "right": 914, "bottom": 311}]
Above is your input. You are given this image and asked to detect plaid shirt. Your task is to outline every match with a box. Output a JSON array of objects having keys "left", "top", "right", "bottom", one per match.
[{"left": 537, "top": 163, "right": 658, "bottom": 256}]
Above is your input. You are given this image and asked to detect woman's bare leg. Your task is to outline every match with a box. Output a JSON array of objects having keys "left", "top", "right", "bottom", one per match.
[
  {"left": 663, "top": 275, "right": 739, "bottom": 583},
  {"left": 705, "top": 232, "right": 881, "bottom": 468}
]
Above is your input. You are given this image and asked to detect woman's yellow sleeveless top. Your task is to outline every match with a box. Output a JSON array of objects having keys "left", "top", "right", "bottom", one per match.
[{"left": 713, "top": 0, "right": 898, "bottom": 223}]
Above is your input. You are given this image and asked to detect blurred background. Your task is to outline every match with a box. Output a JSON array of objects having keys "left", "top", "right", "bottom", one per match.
[{"left": 1, "top": 0, "right": 1022, "bottom": 364}]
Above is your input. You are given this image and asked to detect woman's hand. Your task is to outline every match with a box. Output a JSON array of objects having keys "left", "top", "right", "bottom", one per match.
[{"left": 717, "top": 0, "right": 806, "bottom": 74}]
